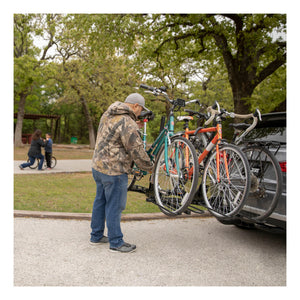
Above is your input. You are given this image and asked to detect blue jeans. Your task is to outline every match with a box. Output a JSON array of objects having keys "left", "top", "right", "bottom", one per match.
[
  {"left": 90, "top": 168, "right": 128, "bottom": 248},
  {"left": 20, "top": 154, "right": 44, "bottom": 170}
]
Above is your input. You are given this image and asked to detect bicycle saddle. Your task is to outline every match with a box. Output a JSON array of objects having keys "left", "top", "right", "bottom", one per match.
[{"left": 177, "top": 116, "right": 193, "bottom": 122}]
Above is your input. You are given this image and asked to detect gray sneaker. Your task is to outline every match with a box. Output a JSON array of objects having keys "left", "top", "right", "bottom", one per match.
[
  {"left": 89, "top": 236, "right": 109, "bottom": 245},
  {"left": 109, "top": 242, "right": 136, "bottom": 253}
]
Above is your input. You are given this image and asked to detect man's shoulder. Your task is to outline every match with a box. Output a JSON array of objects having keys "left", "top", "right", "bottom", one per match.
[
  {"left": 123, "top": 114, "right": 139, "bottom": 130},
  {"left": 109, "top": 112, "right": 137, "bottom": 127}
]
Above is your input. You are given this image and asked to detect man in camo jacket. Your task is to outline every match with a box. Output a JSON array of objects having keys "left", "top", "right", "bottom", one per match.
[{"left": 90, "top": 93, "right": 154, "bottom": 253}]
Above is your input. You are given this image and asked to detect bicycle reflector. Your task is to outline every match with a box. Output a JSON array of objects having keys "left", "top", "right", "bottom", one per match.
[{"left": 279, "top": 161, "right": 286, "bottom": 173}]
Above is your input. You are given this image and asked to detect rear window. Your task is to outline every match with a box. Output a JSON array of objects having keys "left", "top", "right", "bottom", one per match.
[{"left": 245, "top": 126, "right": 286, "bottom": 144}]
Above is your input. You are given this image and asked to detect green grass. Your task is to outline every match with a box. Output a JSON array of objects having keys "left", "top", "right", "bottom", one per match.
[{"left": 14, "top": 173, "right": 160, "bottom": 214}]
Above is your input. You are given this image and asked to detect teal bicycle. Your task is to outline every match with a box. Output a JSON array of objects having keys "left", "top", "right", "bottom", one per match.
[{"left": 128, "top": 84, "right": 199, "bottom": 216}]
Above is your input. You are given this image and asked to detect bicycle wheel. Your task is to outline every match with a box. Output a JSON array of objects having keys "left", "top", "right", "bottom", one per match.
[
  {"left": 50, "top": 156, "right": 57, "bottom": 168},
  {"left": 153, "top": 136, "right": 199, "bottom": 216},
  {"left": 202, "top": 144, "right": 250, "bottom": 218},
  {"left": 43, "top": 156, "right": 57, "bottom": 169},
  {"left": 27, "top": 158, "right": 39, "bottom": 169},
  {"left": 241, "top": 145, "right": 283, "bottom": 221}
]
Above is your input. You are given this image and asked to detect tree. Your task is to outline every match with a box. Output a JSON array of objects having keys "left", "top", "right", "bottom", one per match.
[
  {"left": 133, "top": 14, "right": 286, "bottom": 114},
  {"left": 14, "top": 14, "right": 61, "bottom": 147},
  {"left": 14, "top": 14, "right": 286, "bottom": 149},
  {"left": 48, "top": 14, "right": 140, "bottom": 148},
  {"left": 251, "top": 64, "right": 286, "bottom": 113}
]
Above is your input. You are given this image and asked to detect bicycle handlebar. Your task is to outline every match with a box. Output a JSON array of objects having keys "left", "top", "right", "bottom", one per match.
[
  {"left": 223, "top": 108, "right": 261, "bottom": 121},
  {"left": 212, "top": 101, "right": 221, "bottom": 113},
  {"left": 184, "top": 109, "right": 208, "bottom": 120},
  {"left": 139, "top": 84, "right": 186, "bottom": 109},
  {"left": 204, "top": 101, "right": 221, "bottom": 126},
  {"left": 185, "top": 99, "right": 200, "bottom": 105},
  {"left": 205, "top": 106, "right": 219, "bottom": 126},
  {"left": 227, "top": 109, "right": 261, "bottom": 142},
  {"left": 140, "top": 84, "right": 155, "bottom": 92},
  {"left": 204, "top": 102, "right": 261, "bottom": 140},
  {"left": 140, "top": 85, "right": 261, "bottom": 139},
  {"left": 140, "top": 84, "right": 169, "bottom": 96}
]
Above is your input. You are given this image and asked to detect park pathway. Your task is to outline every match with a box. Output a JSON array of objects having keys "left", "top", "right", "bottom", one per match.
[{"left": 14, "top": 159, "right": 92, "bottom": 174}]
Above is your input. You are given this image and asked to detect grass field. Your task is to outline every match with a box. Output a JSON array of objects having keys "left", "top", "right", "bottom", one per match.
[
  {"left": 14, "top": 145, "right": 161, "bottom": 214},
  {"left": 14, "top": 172, "right": 160, "bottom": 214}
]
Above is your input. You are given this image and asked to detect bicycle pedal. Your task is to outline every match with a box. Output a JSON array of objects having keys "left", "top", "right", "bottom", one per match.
[{"left": 146, "top": 197, "right": 155, "bottom": 203}]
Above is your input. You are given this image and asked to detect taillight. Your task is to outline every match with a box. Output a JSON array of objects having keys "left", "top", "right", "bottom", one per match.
[{"left": 279, "top": 161, "right": 286, "bottom": 173}]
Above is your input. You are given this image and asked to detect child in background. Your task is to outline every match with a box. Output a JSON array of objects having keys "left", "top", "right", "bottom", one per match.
[{"left": 45, "top": 133, "right": 53, "bottom": 170}]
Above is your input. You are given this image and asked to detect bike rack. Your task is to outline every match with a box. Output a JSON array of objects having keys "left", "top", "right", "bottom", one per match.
[
  {"left": 130, "top": 184, "right": 265, "bottom": 219},
  {"left": 128, "top": 184, "right": 148, "bottom": 194},
  {"left": 129, "top": 183, "right": 207, "bottom": 216},
  {"left": 186, "top": 205, "right": 206, "bottom": 215},
  {"left": 129, "top": 184, "right": 178, "bottom": 215}
]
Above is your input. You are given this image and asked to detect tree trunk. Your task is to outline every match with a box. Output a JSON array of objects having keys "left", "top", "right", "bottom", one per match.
[
  {"left": 79, "top": 95, "right": 96, "bottom": 149},
  {"left": 226, "top": 64, "right": 254, "bottom": 115},
  {"left": 14, "top": 92, "right": 27, "bottom": 147},
  {"left": 54, "top": 118, "right": 60, "bottom": 142},
  {"left": 232, "top": 87, "right": 252, "bottom": 115}
]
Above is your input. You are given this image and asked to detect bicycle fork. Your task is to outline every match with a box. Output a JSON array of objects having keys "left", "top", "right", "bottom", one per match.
[{"left": 163, "top": 134, "right": 181, "bottom": 177}]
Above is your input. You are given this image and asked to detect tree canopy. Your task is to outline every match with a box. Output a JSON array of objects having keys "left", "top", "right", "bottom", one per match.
[{"left": 14, "top": 13, "right": 286, "bottom": 147}]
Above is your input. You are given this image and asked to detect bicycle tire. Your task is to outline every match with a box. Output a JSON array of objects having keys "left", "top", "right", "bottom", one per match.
[
  {"left": 50, "top": 156, "right": 57, "bottom": 169},
  {"left": 43, "top": 156, "right": 57, "bottom": 169},
  {"left": 202, "top": 144, "right": 250, "bottom": 218},
  {"left": 241, "top": 145, "right": 283, "bottom": 221},
  {"left": 153, "top": 136, "right": 199, "bottom": 216},
  {"left": 27, "top": 158, "right": 39, "bottom": 169}
]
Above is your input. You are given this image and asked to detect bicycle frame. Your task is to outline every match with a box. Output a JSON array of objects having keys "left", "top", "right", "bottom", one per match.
[
  {"left": 179, "top": 108, "right": 231, "bottom": 183},
  {"left": 141, "top": 114, "right": 175, "bottom": 176},
  {"left": 180, "top": 105, "right": 261, "bottom": 184}
]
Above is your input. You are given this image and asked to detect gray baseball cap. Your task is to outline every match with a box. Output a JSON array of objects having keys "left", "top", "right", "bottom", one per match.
[{"left": 125, "top": 93, "right": 149, "bottom": 111}]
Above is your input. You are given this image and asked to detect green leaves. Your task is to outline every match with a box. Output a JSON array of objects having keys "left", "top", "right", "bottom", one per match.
[{"left": 14, "top": 13, "right": 286, "bottom": 145}]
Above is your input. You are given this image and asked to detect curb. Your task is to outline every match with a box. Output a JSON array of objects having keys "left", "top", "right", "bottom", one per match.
[{"left": 14, "top": 210, "right": 211, "bottom": 222}]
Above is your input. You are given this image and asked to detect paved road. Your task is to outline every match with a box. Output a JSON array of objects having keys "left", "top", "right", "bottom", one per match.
[
  {"left": 14, "top": 216, "right": 286, "bottom": 286},
  {"left": 14, "top": 159, "right": 92, "bottom": 174}
]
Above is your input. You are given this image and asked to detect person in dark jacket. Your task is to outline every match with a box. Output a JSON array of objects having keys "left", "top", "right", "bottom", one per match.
[{"left": 19, "top": 129, "right": 46, "bottom": 171}]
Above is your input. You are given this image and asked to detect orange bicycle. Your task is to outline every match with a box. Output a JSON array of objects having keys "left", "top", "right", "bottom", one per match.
[
  {"left": 181, "top": 104, "right": 283, "bottom": 223},
  {"left": 175, "top": 102, "right": 251, "bottom": 218}
]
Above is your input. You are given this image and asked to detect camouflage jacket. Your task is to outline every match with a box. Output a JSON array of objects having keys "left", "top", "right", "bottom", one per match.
[{"left": 92, "top": 101, "right": 154, "bottom": 175}]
